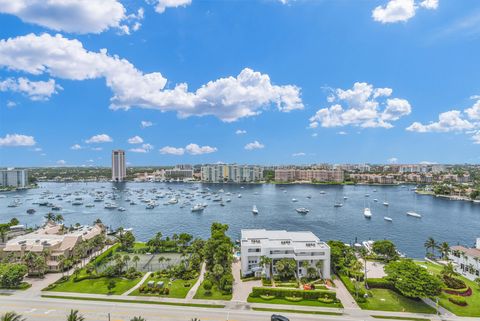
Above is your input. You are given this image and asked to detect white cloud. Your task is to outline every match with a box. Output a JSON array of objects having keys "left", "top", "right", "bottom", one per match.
[
  {"left": 406, "top": 110, "right": 474, "bottom": 133},
  {"left": 309, "top": 82, "right": 411, "bottom": 129},
  {"left": 127, "top": 135, "right": 143, "bottom": 144},
  {"left": 465, "top": 99, "right": 480, "bottom": 120},
  {"left": 311, "top": 133, "right": 318, "bottom": 137},
  {"left": 159, "top": 146, "right": 185, "bottom": 155},
  {"left": 372, "top": 0, "right": 416, "bottom": 23},
  {"left": 388, "top": 157, "right": 398, "bottom": 164},
  {"left": 185, "top": 143, "right": 217, "bottom": 155},
  {"left": 129, "top": 143, "right": 153, "bottom": 153},
  {"left": 337, "top": 131, "right": 347, "bottom": 135},
  {"left": 85, "top": 134, "right": 113, "bottom": 144},
  {"left": 0, "top": 77, "right": 60, "bottom": 100},
  {"left": 235, "top": 129, "right": 247, "bottom": 135},
  {"left": 292, "top": 152, "right": 306, "bottom": 157},
  {"left": 33, "top": 147, "right": 42, "bottom": 152},
  {"left": 152, "top": 0, "right": 191, "bottom": 13},
  {"left": 141, "top": 120, "right": 153, "bottom": 128},
  {"left": 0, "top": 33, "right": 303, "bottom": 123},
  {"left": 420, "top": 0, "right": 438, "bottom": 10},
  {"left": 70, "top": 144, "right": 82, "bottom": 150},
  {"left": 0, "top": 133, "right": 36, "bottom": 146},
  {"left": 0, "top": 0, "right": 142, "bottom": 34},
  {"left": 91, "top": 147, "right": 103, "bottom": 151},
  {"left": 472, "top": 131, "right": 480, "bottom": 144},
  {"left": 6, "top": 100, "right": 16, "bottom": 108},
  {"left": 372, "top": 0, "right": 439, "bottom": 24},
  {"left": 245, "top": 140, "right": 265, "bottom": 150},
  {"left": 56, "top": 159, "right": 66, "bottom": 165}
]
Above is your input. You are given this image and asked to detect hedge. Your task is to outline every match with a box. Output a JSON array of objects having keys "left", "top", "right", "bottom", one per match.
[
  {"left": 448, "top": 296, "right": 467, "bottom": 306},
  {"left": 366, "top": 278, "right": 395, "bottom": 290},
  {"left": 338, "top": 274, "right": 367, "bottom": 303},
  {"left": 92, "top": 244, "right": 120, "bottom": 267},
  {"left": 250, "top": 287, "right": 337, "bottom": 301},
  {"left": 443, "top": 287, "right": 472, "bottom": 297}
]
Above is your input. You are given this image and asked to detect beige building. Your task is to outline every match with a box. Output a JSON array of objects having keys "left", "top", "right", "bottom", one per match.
[
  {"left": 1, "top": 223, "right": 104, "bottom": 272},
  {"left": 275, "top": 169, "right": 344, "bottom": 183}
]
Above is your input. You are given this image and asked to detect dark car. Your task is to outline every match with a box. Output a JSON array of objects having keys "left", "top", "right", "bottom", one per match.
[{"left": 271, "top": 314, "right": 290, "bottom": 321}]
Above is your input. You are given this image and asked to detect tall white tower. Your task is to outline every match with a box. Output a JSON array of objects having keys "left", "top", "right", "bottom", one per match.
[{"left": 111, "top": 150, "right": 126, "bottom": 182}]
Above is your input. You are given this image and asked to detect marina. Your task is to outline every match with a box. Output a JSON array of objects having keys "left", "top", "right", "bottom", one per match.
[{"left": 1, "top": 181, "right": 479, "bottom": 259}]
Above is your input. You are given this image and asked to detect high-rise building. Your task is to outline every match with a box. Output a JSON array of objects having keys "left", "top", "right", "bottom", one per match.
[
  {"left": 111, "top": 150, "right": 126, "bottom": 182},
  {"left": 201, "top": 164, "right": 264, "bottom": 183},
  {"left": 0, "top": 169, "right": 29, "bottom": 188}
]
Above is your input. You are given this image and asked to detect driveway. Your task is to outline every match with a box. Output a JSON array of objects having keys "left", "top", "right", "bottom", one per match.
[{"left": 232, "top": 260, "right": 261, "bottom": 302}]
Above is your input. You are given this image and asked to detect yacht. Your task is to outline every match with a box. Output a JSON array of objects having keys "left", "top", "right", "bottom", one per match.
[
  {"left": 292, "top": 198, "right": 298, "bottom": 202},
  {"left": 191, "top": 204, "right": 205, "bottom": 212},
  {"left": 364, "top": 207, "right": 372, "bottom": 218},
  {"left": 145, "top": 203, "right": 155, "bottom": 210},
  {"left": 384, "top": 216, "right": 393, "bottom": 222},
  {"left": 334, "top": 202, "right": 343, "bottom": 207},
  {"left": 238, "top": 194, "right": 242, "bottom": 198},
  {"left": 118, "top": 207, "right": 126, "bottom": 212},
  {"left": 296, "top": 208, "right": 310, "bottom": 214},
  {"left": 383, "top": 201, "right": 389, "bottom": 206},
  {"left": 104, "top": 203, "right": 118, "bottom": 209},
  {"left": 406, "top": 211, "right": 422, "bottom": 218},
  {"left": 373, "top": 199, "right": 378, "bottom": 202},
  {"left": 252, "top": 205, "right": 259, "bottom": 214},
  {"left": 26, "top": 208, "right": 36, "bottom": 214}
]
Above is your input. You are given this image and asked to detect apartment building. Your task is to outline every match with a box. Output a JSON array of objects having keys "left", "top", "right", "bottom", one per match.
[
  {"left": 0, "top": 169, "right": 28, "bottom": 188},
  {"left": 164, "top": 167, "right": 194, "bottom": 180},
  {"left": 1, "top": 222, "right": 105, "bottom": 272},
  {"left": 448, "top": 238, "right": 480, "bottom": 281},
  {"left": 349, "top": 173, "right": 395, "bottom": 184},
  {"left": 240, "top": 229, "right": 331, "bottom": 279},
  {"left": 274, "top": 168, "right": 344, "bottom": 183},
  {"left": 201, "top": 164, "right": 263, "bottom": 183},
  {"left": 111, "top": 150, "right": 126, "bottom": 182}
]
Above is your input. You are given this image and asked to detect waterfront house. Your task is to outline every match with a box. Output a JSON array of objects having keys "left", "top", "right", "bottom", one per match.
[
  {"left": 240, "top": 229, "right": 331, "bottom": 279},
  {"left": 448, "top": 238, "right": 480, "bottom": 281}
]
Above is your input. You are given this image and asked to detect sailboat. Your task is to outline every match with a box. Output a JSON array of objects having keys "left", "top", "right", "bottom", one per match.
[
  {"left": 334, "top": 192, "right": 343, "bottom": 207},
  {"left": 383, "top": 193, "right": 389, "bottom": 206},
  {"left": 252, "top": 205, "right": 259, "bottom": 214},
  {"left": 407, "top": 193, "right": 422, "bottom": 218}
]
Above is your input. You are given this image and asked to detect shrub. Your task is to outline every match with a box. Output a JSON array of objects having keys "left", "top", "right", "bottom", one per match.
[
  {"left": 262, "top": 278, "right": 272, "bottom": 286},
  {"left": 260, "top": 294, "right": 275, "bottom": 300},
  {"left": 366, "top": 278, "right": 395, "bottom": 290},
  {"left": 164, "top": 288, "right": 170, "bottom": 295},
  {"left": 250, "top": 287, "right": 336, "bottom": 301},
  {"left": 448, "top": 296, "right": 467, "bottom": 306},
  {"left": 443, "top": 275, "right": 466, "bottom": 290},
  {"left": 285, "top": 296, "right": 303, "bottom": 302},
  {"left": 444, "top": 287, "right": 472, "bottom": 296}
]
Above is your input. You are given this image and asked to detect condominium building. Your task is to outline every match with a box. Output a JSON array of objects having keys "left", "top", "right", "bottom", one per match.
[
  {"left": 0, "top": 169, "right": 28, "bottom": 188},
  {"left": 448, "top": 238, "right": 480, "bottom": 281},
  {"left": 1, "top": 222, "right": 105, "bottom": 272},
  {"left": 240, "top": 229, "right": 331, "bottom": 279},
  {"left": 164, "top": 167, "right": 194, "bottom": 180},
  {"left": 201, "top": 164, "right": 263, "bottom": 183},
  {"left": 274, "top": 168, "right": 344, "bottom": 183},
  {"left": 111, "top": 150, "right": 126, "bottom": 182}
]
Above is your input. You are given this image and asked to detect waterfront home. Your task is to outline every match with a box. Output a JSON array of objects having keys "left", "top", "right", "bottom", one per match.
[
  {"left": 448, "top": 238, "right": 480, "bottom": 281},
  {"left": 240, "top": 229, "right": 331, "bottom": 279},
  {"left": 1, "top": 222, "right": 105, "bottom": 272}
]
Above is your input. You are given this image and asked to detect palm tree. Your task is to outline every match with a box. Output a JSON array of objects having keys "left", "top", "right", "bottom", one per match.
[
  {"left": 259, "top": 256, "right": 272, "bottom": 279},
  {"left": 130, "top": 317, "right": 146, "bottom": 321},
  {"left": 133, "top": 255, "right": 140, "bottom": 269},
  {"left": 438, "top": 242, "right": 450, "bottom": 260},
  {"left": 1, "top": 312, "right": 25, "bottom": 321},
  {"left": 55, "top": 214, "right": 64, "bottom": 224},
  {"left": 359, "top": 248, "right": 368, "bottom": 286},
  {"left": 441, "top": 262, "right": 456, "bottom": 277},
  {"left": 66, "top": 310, "right": 84, "bottom": 321},
  {"left": 315, "top": 260, "right": 324, "bottom": 279},
  {"left": 44, "top": 212, "right": 55, "bottom": 223},
  {"left": 123, "top": 255, "right": 131, "bottom": 268},
  {"left": 424, "top": 237, "right": 437, "bottom": 257}
]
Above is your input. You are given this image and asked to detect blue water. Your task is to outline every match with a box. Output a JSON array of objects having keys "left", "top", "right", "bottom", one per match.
[{"left": 1, "top": 182, "right": 479, "bottom": 258}]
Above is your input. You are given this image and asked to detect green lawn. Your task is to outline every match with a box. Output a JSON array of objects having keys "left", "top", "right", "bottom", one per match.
[
  {"left": 415, "top": 261, "right": 480, "bottom": 317},
  {"left": 47, "top": 274, "right": 143, "bottom": 295},
  {"left": 129, "top": 275, "right": 198, "bottom": 298},
  {"left": 193, "top": 280, "right": 232, "bottom": 301},
  {"left": 247, "top": 295, "right": 343, "bottom": 308},
  {"left": 360, "top": 288, "right": 436, "bottom": 314}
]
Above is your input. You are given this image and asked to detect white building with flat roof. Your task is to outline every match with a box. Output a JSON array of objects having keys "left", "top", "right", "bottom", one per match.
[
  {"left": 240, "top": 229, "right": 330, "bottom": 279},
  {"left": 0, "top": 169, "right": 28, "bottom": 188},
  {"left": 111, "top": 150, "right": 126, "bottom": 182},
  {"left": 448, "top": 238, "right": 480, "bottom": 281}
]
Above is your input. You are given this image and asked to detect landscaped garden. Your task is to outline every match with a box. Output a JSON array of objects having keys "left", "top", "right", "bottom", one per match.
[
  {"left": 247, "top": 286, "right": 342, "bottom": 307},
  {"left": 130, "top": 273, "right": 198, "bottom": 298},
  {"left": 415, "top": 260, "right": 480, "bottom": 317}
]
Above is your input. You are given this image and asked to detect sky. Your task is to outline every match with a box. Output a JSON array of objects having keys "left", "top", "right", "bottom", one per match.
[{"left": 0, "top": 0, "right": 480, "bottom": 167}]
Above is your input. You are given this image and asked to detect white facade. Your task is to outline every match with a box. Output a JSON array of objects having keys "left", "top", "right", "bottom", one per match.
[
  {"left": 448, "top": 240, "right": 480, "bottom": 281},
  {"left": 240, "top": 229, "right": 330, "bottom": 279},
  {"left": 0, "top": 169, "right": 28, "bottom": 188},
  {"left": 111, "top": 150, "right": 126, "bottom": 182},
  {"left": 201, "top": 164, "right": 263, "bottom": 183}
]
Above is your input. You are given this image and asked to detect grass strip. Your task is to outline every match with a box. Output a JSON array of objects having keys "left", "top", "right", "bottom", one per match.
[
  {"left": 252, "top": 307, "right": 342, "bottom": 316},
  {"left": 41, "top": 295, "right": 225, "bottom": 309},
  {"left": 371, "top": 316, "right": 430, "bottom": 321}
]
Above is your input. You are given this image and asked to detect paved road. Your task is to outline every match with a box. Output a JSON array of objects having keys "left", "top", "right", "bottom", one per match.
[{"left": 0, "top": 296, "right": 357, "bottom": 321}]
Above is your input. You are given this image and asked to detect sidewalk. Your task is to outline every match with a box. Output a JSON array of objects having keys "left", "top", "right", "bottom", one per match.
[
  {"left": 333, "top": 275, "right": 361, "bottom": 310},
  {"left": 186, "top": 262, "right": 206, "bottom": 300},
  {"left": 122, "top": 271, "right": 152, "bottom": 296}
]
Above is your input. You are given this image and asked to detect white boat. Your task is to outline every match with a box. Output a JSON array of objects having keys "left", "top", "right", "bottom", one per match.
[
  {"left": 118, "top": 207, "right": 126, "bottom": 212},
  {"left": 373, "top": 199, "right": 378, "bottom": 202},
  {"left": 384, "top": 216, "right": 393, "bottom": 222},
  {"left": 191, "top": 204, "right": 205, "bottom": 212},
  {"left": 85, "top": 204, "right": 95, "bottom": 208},
  {"left": 145, "top": 204, "right": 155, "bottom": 209},
  {"left": 167, "top": 198, "right": 178, "bottom": 204},
  {"left": 296, "top": 208, "right": 309, "bottom": 214},
  {"left": 252, "top": 205, "right": 258, "bottom": 214},
  {"left": 238, "top": 194, "right": 242, "bottom": 198},
  {"left": 334, "top": 202, "right": 343, "bottom": 207},
  {"left": 104, "top": 203, "right": 118, "bottom": 209},
  {"left": 343, "top": 196, "right": 348, "bottom": 200},
  {"left": 364, "top": 207, "right": 372, "bottom": 218},
  {"left": 383, "top": 201, "right": 389, "bottom": 206},
  {"left": 226, "top": 198, "right": 232, "bottom": 202},
  {"left": 292, "top": 198, "right": 298, "bottom": 202},
  {"left": 406, "top": 211, "right": 422, "bottom": 218},
  {"left": 319, "top": 191, "right": 326, "bottom": 194}
]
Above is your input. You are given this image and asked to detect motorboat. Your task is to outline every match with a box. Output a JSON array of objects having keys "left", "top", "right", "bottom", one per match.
[
  {"left": 296, "top": 208, "right": 310, "bottom": 214},
  {"left": 364, "top": 207, "right": 372, "bottom": 218},
  {"left": 383, "top": 201, "right": 389, "bottom": 206},
  {"left": 406, "top": 211, "right": 422, "bottom": 218},
  {"left": 384, "top": 216, "right": 393, "bottom": 222},
  {"left": 334, "top": 203, "right": 343, "bottom": 207},
  {"left": 252, "top": 205, "right": 259, "bottom": 214},
  {"left": 292, "top": 198, "right": 298, "bottom": 202},
  {"left": 72, "top": 201, "right": 83, "bottom": 206},
  {"left": 167, "top": 198, "right": 178, "bottom": 205},
  {"left": 238, "top": 194, "right": 242, "bottom": 198},
  {"left": 319, "top": 191, "right": 326, "bottom": 194},
  {"left": 51, "top": 205, "right": 62, "bottom": 211},
  {"left": 373, "top": 199, "right": 378, "bottom": 202},
  {"left": 85, "top": 204, "right": 95, "bottom": 208},
  {"left": 104, "top": 203, "right": 118, "bottom": 209},
  {"left": 191, "top": 204, "right": 205, "bottom": 212},
  {"left": 225, "top": 198, "right": 232, "bottom": 203},
  {"left": 26, "top": 208, "right": 36, "bottom": 214},
  {"left": 118, "top": 207, "right": 126, "bottom": 212}
]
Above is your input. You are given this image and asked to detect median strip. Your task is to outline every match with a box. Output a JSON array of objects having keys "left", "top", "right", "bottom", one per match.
[
  {"left": 252, "top": 307, "right": 342, "bottom": 316},
  {"left": 41, "top": 295, "right": 225, "bottom": 309}
]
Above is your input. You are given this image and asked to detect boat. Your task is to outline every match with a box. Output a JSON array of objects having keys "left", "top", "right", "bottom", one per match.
[
  {"left": 306, "top": 195, "right": 312, "bottom": 199},
  {"left": 364, "top": 207, "right": 372, "bottom": 218},
  {"left": 85, "top": 204, "right": 95, "bottom": 208},
  {"left": 225, "top": 198, "right": 232, "bottom": 203},
  {"left": 292, "top": 198, "right": 298, "bottom": 202},
  {"left": 252, "top": 205, "right": 259, "bottom": 214},
  {"left": 167, "top": 198, "right": 178, "bottom": 205},
  {"left": 26, "top": 208, "right": 36, "bottom": 214},
  {"left": 343, "top": 196, "right": 348, "bottom": 200},
  {"left": 384, "top": 216, "right": 393, "bottom": 222},
  {"left": 104, "top": 203, "right": 118, "bottom": 209},
  {"left": 145, "top": 204, "right": 155, "bottom": 210},
  {"left": 319, "top": 191, "right": 326, "bottom": 194},
  {"left": 191, "top": 204, "right": 205, "bottom": 212},
  {"left": 238, "top": 194, "right": 242, "bottom": 198},
  {"left": 51, "top": 205, "right": 62, "bottom": 211},
  {"left": 383, "top": 201, "right": 389, "bottom": 206},
  {"left": 118, "top": 207, "right": 126, "bottom": 212},
  {"left": 296, "top": 208, "right": 309, "bottom": 214},
  {"left": 72, "top": 201, "right": 83, "bottom": 206},
  {"left": 406, "top": 211, "right": 422, "bottom": 218},
  {"left": 334, "top": 202, "right": 343, "bottom": 207},
  {"left": 373, "top": 199, "right": 378, "bottom": 202}
]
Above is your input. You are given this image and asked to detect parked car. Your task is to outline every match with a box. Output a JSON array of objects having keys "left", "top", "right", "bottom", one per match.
[{"left": 271, "top": 314, "right": 289, "bottom": 321}]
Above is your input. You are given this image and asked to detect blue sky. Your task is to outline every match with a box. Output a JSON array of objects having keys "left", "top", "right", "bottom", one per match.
[{"left": 0, "top": 0, "right": 479, "bottom": 167}]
